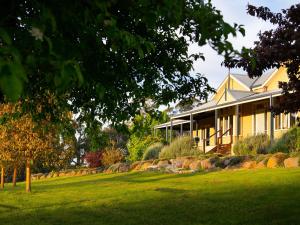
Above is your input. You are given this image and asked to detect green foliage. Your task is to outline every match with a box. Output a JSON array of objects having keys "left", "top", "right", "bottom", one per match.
[
  {"left": 269, "top": 127, "right": 300, "bottom": 154},
  {"left": 0, "top": 0, "right": 243, "bottom": 125},
  {"left": 233, "top": 134, "right": 270, "bottom": 155},
  {"left": 159, "top": 136, "right": 199, "bottom": 158},
  {"left": 142, "top": 142, "right": 164, "bottom": 160},
  {"left": 127, "top": 135, "right": 162, "bottom": 162}
]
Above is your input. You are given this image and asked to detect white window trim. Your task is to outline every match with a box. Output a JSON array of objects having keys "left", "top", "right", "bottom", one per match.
[{"left": 274, "top": 113, "right": 291, "bottom": 131}]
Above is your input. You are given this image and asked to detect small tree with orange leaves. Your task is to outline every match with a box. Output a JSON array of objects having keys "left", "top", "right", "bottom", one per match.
[{"left": 0, "top": 103, "right": 68, "bottom": 192}]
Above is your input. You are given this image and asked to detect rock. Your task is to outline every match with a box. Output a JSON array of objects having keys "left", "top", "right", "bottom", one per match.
[
  {"left": 200, "top": 158, "right": 215, "bottom": 169},
  {"left": 141, "top": 162, "right": 153, "bottom": 170},
  {"left": 146, "top": 165, "right": 159, "bottom": 171},
  {"left": 189, "top": 160, "right": 202, "bottom": 170},
  {"left": 157, "top": 160, "right": 170, "bottom": 168},
  {"left": 256, "top": 160, "right": 267, "bottom": 169},
  {"left": 106, "top": 163, "right": 130, "bottom": 173},
  {"left": 267, "top": 153, "right": 288, "bottom": 168},
  {"left": 52, "top": 172, "right": 59, "bottom": 178},
  {"left": 81, "top": 170, "right": 88, "bottom": 175},
  {"left": 170, "top": 158, "right": 184, "bottom": 168},
  {"left": 242, "top": 161, "right": 257, "bottom": 169},
  {"left": 59, "top": 172, "right": 66, "bottom": 177},
  {"left": 284, "top": 157, "right": 299, "bottom": 168},
  {"left": 90, "top": 168, "right": 97, "bottom": 174},
  {"left": 69, "top": 170, "right": 77, "bottom": 176},
  {"left": 40, "top": 174, "right": 47, "bottom": 179},
  {"left": 116, "top": 163, "right": 129, "bottom": 173},
  {"left": 33, "top": 173, "right": 43, "bottom": 180},
  {"left": 182, "top": 158, "right": 194, "bottom": 169},
  {"left": 130, "top": 161, "right": 142, "bottom": 171}
]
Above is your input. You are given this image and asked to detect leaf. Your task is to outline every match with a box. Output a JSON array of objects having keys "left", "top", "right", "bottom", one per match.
[
  {"left": 0, "top": 28, "right": 12, "bottom": 45},
  {"left": 0, "top": 70, "right": 23, "bottom": 101}
]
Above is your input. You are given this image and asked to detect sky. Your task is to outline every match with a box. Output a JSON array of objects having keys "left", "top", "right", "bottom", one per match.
[{"left": 190, "top": 0, "right": 299, "bottom": 89}]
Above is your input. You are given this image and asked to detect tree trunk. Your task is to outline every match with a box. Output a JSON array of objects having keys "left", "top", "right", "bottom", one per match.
[
  {"left": 1, "top": 167, "right": 4, "bottom": 189},
  {"left": 12, "top": 167, "right": 17, "bottom": 187},
  {"left": 26, "top": 161, "right": 31, "bottom": 192}
]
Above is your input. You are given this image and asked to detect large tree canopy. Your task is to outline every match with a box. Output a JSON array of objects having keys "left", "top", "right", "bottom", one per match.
[
  {"left": 225, "top": 4, "right": 300, "bottom": 114},
  {"left": 0, "top": 0, "right": 244, "bottom": 125}
]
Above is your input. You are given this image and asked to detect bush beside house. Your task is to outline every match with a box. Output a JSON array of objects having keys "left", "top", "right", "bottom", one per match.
[
  {"left": 269, "top": 126, "right": 300, "bottom": 153},
  {"left": 159, "top": 136, "right": 200, "bottom": 159},
  {"left": 142, "top": 142, "right": 164, "bottom": 160},
  {"left": 233, "top": 134, "right": 270, "bottom": 155}
]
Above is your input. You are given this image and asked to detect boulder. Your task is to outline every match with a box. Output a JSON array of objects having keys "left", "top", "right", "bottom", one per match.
[
  {"left": 200, "top": 157, "right": 218, "bottom": 169},
  {"left": 90, "top": 168, "right": 97, "bottom": 174},
  {"left": 284, "top": 157, "right": 299, "bottom": 168},
  {"left": 242, "top": 161, "right": 257, "bottom": 169},
  {"left": 267, "top": 153, "right": 288, "bottom": 168},
  {"left": 189, "top": 160, "right": 202, "bottom": 170},
  {"left": 256, "top": 160, "right": 267, "bottom": 169},
  {"left": 40, "top": 174, "right": 47, "bottom": 179},
  {"left": 81, "top": 170, "right": 88, "bottom": 175},
  {"left": 130, "top": 161, "right": 142, "bottom": 171},
  {"left": 59, "top": 172, "right": 66, "bottom": 177},
  {"left": 157, "top": 160, "right": 170, "bottom": 168},
  {"left": 170, "top": 158, "right": 184, "bottom": 168},
  {"left": 118, "top": 163, "right": 130, "bottom": 173},
  {"left": 106, "top": 163, "right": 130, "bottom": 173},
  {"left": 146, "top": 165, "right": 159, "bottom": 172},
  {"left": 141, "top": 162, "right": 153, "bottom": 170},
  {"left": 52, "top": 172, "right": 59, "bottom": 178},
  {"left": 182, "top": 158, "right": 194, "bottom": 169}
]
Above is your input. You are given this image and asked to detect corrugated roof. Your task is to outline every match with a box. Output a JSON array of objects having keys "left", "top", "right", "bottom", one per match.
[
  {"left": 252, "top": 69, "right": 276, "bottom": 88},
  {"left": 154, "top": 119, "right": 190, "bottom": 129},
  {"left": 171, "top": 89, "right": 282, "bottom": 119},
  {"left": 231, "top": 73, "right": 256, "bottom": 88},
  {"left": 228, "top": 90, "right": 254, "bottom": 100}
]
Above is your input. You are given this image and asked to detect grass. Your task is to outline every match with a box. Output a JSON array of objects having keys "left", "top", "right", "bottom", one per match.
[{"left": 0, "top": 169, "right": 300, "bottom": 225}]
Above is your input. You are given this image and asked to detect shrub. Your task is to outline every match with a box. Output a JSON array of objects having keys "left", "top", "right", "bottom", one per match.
[
  {"left": 84, "top": 151, "right": 102, "bottom": 168},
  {"left": 269, "top": 126, "right": 300, "bottom": 153},
  {"left": 102, "top": 149, "right": 124, "bottom": 167},
  {"left": 159, "top": 136, "right": 198, "bottom": 159},
  {"left": 142, "top": 142, "right": 164, "bottom": 160},
  {"left": 127, "top": 135, "right": 163, "bottom": 162},
  {"left": 233, "top": 134, "right": 270, "bottom": 155}
]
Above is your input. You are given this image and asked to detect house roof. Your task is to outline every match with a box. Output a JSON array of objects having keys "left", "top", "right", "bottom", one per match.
[
  {"left": 252, "top": 69, "right": 277, "bottom": 88},
  {"left": 154, "top": 119, "right": 191, "bottom": 129},
  {"left": 228, "top": 90, "right": 254, "bottom": 101},
  {"left": 231, "top": 73, "right": 256, "bottom": 88},
  {"left": 171, "top": 89, "right": 282, "bottom": 119}
]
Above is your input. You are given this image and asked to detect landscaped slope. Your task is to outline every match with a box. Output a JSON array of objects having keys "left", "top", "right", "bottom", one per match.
[{"left": 0, "top": 169, "right": 300, "bottom": 225}]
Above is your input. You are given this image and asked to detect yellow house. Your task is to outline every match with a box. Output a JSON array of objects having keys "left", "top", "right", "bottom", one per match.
[{"left": 154, "top": 67, "right": 298, "bottom": 154}]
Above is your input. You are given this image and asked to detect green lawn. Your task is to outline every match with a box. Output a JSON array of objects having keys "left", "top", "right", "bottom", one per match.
[{"left": 0, "top": 169, "right": 300, "bottom": 225}]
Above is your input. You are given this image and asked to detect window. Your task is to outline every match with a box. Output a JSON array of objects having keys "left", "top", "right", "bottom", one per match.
[
  {"left": 237, "top": 113, "right": 241, "bottom": 135},
  {"left": 282, "top": 113, "right": 288, "bottom": 129},
  {"left": 229, "top": 115, "right": 233, "bottom": 129},
  {"left": 275, "top": 113, "right": 294, "bottom": 130},
  {"left": 224, "top": 116, "right": 229, "bottom": 135},
  {"left": 275, "top": 114, "right": 281, "bottom": 130},
  {"left": 290, "top": 113, "right": 296, "bottom": 127},
  {"left": 219, "top": 117, "right": 223, "bottom": 134}
]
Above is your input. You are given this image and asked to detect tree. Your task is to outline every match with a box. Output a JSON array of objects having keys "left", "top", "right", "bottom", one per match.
[
  {"left": 0, "top": 103, "right": 74, "bottom": 192},
  {"left": 225, "top": 4, "right": 300, "bottom": 114},
  {"left": 127, "top": 111, "right": 167, "bottom": 161},
  {"left": 0, "top": 0, "right": 244, "bottom": 126}
]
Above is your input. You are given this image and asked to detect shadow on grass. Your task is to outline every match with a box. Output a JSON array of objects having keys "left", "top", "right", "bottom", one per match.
[
  {"left": 33, "top": 172, "right": 197, "bottom": 191},
  {"left": 1, "top": 180, "right": 300, "bottom": 225}
]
